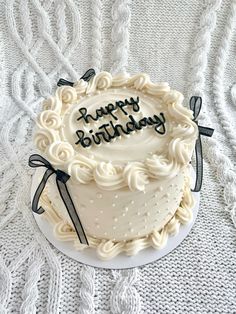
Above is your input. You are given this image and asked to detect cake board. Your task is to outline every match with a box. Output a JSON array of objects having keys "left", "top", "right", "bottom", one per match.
[{"left": 31, "top": 168, "right": 200, "bottom": 269}]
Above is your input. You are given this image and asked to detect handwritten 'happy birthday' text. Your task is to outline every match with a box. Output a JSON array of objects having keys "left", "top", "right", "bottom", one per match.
[{"left": 75, "top": 97, "right": 166, "bottom": 148}]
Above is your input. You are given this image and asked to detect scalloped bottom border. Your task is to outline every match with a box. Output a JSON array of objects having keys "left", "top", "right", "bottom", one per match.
[{"left": 31, "top": 169, "right": 199, "bottom": 269}]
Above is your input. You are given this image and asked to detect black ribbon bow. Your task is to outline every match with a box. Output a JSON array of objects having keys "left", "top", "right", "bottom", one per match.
[
  {"left": 190, "top": 96, "right": 214, "bottom": 192},
  {"left": 29, "top": 154, "right": 89, "bottom": 245},
  {"left": 57, "top": 68, "right": 96, "bottom": 87}
]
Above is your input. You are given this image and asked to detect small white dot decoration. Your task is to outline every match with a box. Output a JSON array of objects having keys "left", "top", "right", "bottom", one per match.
[
  {"left": 113, "top": 226, "right": 116, "bottom": 230},
  {"left": 89, "top": 199, "right": 94, "bottom": 203},
  {"left": 114, "top": 194, "right": 118, "bottom": 199},
  {"left": 129, "top": 222, "right": 132, "bottom": 226},
  {"left": 113, "top": 217, "right": 118, "bottom": 222},
  {"left": 130, "top": 200, "right": 134, "bottom": 205},
  {"left": 96, "top": 192, "right": 103, "bottom": 199},
  {"left": 130, "top": 228, "right": 134, "bottom": 232},
  {"left": 112, "top": 203, "right": 116, "bottom": 207},
  {"left": 124, "top": 207, "right": 129, "bottom": 212},
  {"left": 100, "top": 210, "right": 103, "bottom": 214}
]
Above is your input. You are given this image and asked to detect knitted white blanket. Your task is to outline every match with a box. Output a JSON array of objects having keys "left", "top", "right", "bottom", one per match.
[{"left": 0, "top": 0, "right": 236, "bottom": 313}]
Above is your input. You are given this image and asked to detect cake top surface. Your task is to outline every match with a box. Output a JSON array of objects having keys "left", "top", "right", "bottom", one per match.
[{"left": 35, "top": 71, "right": 198, "bottom": 191}]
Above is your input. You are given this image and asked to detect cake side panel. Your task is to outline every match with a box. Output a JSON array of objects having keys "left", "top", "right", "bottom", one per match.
[{"left": 46, "top": 167, "right": 187, "bottom": 241}]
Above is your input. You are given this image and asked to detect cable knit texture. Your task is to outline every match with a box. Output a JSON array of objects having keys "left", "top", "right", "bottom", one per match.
[
  {"left": 20, "top": 248, "right": 44, "bottom": 314},
  {"left": 110, "top": 269, "right": 141, "bottom": 314},
  {"left": 91, "top": 0, "right": 102, "bottom": 72},
  {"left": 0, "top": 0, "right": 236, "bottom": 313},
  {"left": 188, "top": 0, "right": 236, "bottom": 228},
  {"left": 212, "top": 1, "right": 236, "bottom": 153},
  {"left": 79, "top": 266, "right": 95, "bottom": 314},
  {"left": 111, "top": 0, "right": 131, "bottom": 74}
]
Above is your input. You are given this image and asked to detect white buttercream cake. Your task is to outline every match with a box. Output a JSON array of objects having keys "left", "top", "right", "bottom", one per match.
[{"left": 34, "top": 72, "right": 198, "bottom": 260}]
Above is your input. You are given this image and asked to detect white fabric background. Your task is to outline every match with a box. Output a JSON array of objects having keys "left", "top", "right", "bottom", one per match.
[{"left": 0, "top": 0, "right": 236, "bottom": 313}]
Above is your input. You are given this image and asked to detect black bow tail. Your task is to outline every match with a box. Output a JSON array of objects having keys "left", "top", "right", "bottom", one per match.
[
  {"left": 57, "top": 68, "right": 96, "bottom": 87},
  {"left": 29, "top": 154, "right": 89, "bottom": 245},
  {"left": 55, "top": 170, "right": 89, "bottom": 245},
  {"left": 189, "top": 96, "right": 214, "bottom": 192}
]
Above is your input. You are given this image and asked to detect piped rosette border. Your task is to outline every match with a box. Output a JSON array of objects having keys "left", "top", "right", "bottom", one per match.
[{"left": 34, "top": 72, "right": 198, "bottom": 192}]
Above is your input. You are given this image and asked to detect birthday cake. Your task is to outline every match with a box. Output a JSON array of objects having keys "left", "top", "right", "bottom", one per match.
[{"left": 33, "top": 71, "right": 198, "bottom": 260}]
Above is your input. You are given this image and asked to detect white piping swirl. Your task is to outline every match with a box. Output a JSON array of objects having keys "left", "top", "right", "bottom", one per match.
[
  {"left": 37, "top": 110, "right": 61, "bottom": 130},
  {"left": 123, "top": 162, "right": 149, "bottom": 191},
  {"left": 146, "top": 154, "right": 179, "bottom": 178},
  {"left": 34, "top": 72, "right": 198, "bottom": 191},
  {"left": 56, "top": 86, "right": 77, "bottom": 104},
  {"left": 34, "top": 128, "right": 59, "bottom": 152},
  {"left": 42, "top": 95, "right": 62, "bottom": 113},
  {"left": 46, "top": 141, "right": 74, "bottom": 166},
  {"left": 94, "top": 162, "right": 126, "bottom": 190},
  {"left": 68, "top": 156, "right": 97, "bottom": 184}
]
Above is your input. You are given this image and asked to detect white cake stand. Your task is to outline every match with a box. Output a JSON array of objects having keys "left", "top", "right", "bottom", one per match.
[{"left": 31, "top": 168, "right": 199, "bottom": 269}]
